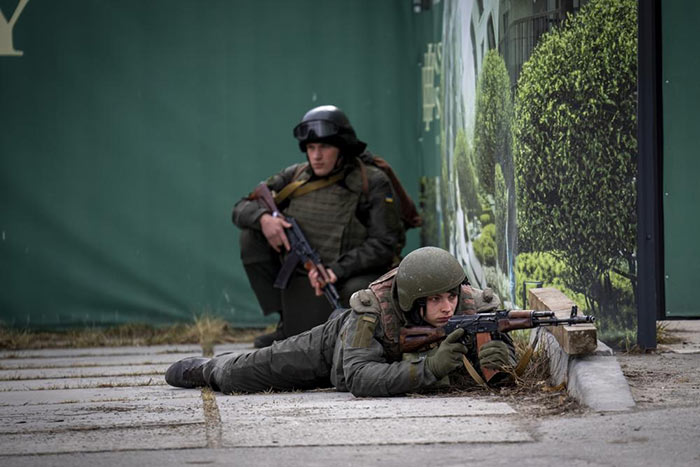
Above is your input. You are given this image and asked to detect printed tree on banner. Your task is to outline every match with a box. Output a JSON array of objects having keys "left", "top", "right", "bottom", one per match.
[
  {"left": 474, "top": 49, "right": 513, "bottom": 198},
  {"left": 513, "top": 0, "right": 637, "bottom": 321}
]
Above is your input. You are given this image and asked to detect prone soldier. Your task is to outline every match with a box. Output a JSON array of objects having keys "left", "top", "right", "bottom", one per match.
[{"left": 165, "top": 247, "right": 515, "bottom": 396}]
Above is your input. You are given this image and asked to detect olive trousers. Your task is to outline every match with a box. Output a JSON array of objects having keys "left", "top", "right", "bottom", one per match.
[{"left": 202, "top": 312, "right": 348, "bottom": 393}]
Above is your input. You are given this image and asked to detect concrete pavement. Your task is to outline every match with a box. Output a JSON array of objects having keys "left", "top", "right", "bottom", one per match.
[{"left": 1, "top": 328, "right": 699, "bottom": 466}]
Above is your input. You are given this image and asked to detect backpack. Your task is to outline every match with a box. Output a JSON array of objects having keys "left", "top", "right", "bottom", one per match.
[{"left": 356, "top": 152, "right": 422, "bottom": 229}]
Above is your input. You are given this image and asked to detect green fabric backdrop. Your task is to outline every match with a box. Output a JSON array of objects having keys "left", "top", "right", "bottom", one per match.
[
  {"left": 1, "top": 0, "right": 436, "bottom": 328},
  {"left": 662, "top": 0, "right": 700, "bottom": 317}
]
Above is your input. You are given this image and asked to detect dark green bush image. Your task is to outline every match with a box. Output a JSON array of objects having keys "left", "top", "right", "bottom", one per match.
[
  {"left": 475, "top": 49, "right": 513, "bottom": 197},
  {"left": 440, "top": 151, "right": 453, "bottom": 249},
  {"left": 479, "top": 212, "right": 492, "bottom": 226},
  {"left": 450, "top": 48, "right": 516, "bottom": 303},
  {"left": 515, "top": 251, "right": 587, "bottom": 309},
  {"left": 494, "top": 163, "right": 508, "bottom": 272},
  {"left": 515, "top": 252, "right": 636, "bottom": 344},
  {"left": 513, "top": 0, "right": 637, "bottom": 332},
  {"left": 455, "top": 129, "right": 480, "bottom": 219},
  {"left": 473, "top": 223, "right": 497, "bottom": 267}
]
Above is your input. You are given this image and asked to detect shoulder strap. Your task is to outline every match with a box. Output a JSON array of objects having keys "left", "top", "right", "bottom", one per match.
[
  {"left": 363, "top": 154, "right": 423, "bottom": 229},
  {"left": 289, "top": 172, "right": 344, "bottom": 198},
  {"left": 273, "top": 163, "right": 309, "bottom": 204},
  {"left": 355, "top": 157, "right": 370, "bottom": 196},
  {"left": 273, "top": 164, "right": 344, "bottom": 204},
  {"left": 274, "top": 179, "right": 306, "bottom": 204}
]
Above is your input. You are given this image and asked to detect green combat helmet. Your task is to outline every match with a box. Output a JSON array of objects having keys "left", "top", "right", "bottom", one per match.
[{"left": 396, "top": 246, "right": 465, "bottom": 312}]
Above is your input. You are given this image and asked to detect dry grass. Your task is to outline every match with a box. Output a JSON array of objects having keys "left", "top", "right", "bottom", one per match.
[
  {"left": 0, "top": 315, "right": 262, "bottom": 352},
  {"left": 617, "top": 322, "right": 681, "bottom": 354},
  {"left": 444, "top": 329, "right": 584, "bottom": 416},
  {"left": 655, "top": 321, "right": 682, "bottom": 345}
]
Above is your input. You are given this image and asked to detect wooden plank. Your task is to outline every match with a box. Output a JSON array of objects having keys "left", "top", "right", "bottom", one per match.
[{"left": 528, "top": 288, "right": 597, "bottom": 355}]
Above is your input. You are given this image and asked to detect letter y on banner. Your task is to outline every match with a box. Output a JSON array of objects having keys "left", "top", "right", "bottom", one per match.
[{"left": 0, "top": 0, "right": 30, "bottom": 57}]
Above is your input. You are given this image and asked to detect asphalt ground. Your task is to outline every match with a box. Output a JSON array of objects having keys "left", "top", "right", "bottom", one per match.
[{"left": 1, "top": 322, "right": 699, "bottom": 467}]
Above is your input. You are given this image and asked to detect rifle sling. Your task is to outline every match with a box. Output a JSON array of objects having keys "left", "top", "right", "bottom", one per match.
[
  {"left": 461, "top": 355, "right": 489, "bottom": 389},
  {"left": 273, "top": 179, "right": 306, "bottom": 204},
  {"left": 274, "top": 172, "right": 345, "bottom": 204},
  {"left": 515, "top": 347, "right": 534, "bottom": 376},
  {"left": 514, "top": 327, "right": 543, "bottom": 377}
]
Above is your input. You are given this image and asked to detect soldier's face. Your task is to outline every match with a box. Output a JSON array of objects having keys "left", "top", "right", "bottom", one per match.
[
  {"left": 422, "top": 291, "right": 458, "bottom": 327},
  {"left": 306, "top": 142, "right": 340, "bottom": 177}
]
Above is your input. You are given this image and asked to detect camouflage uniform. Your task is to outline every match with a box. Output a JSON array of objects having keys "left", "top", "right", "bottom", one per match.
[
  {"left": 202, "top": 269, "right": 504, "bottom": 397},
  {"left": 232, "top": 153, "right": 405, "bottom": 336}
]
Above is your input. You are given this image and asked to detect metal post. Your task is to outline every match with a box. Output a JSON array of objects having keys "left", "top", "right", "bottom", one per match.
[{"left": 636, "top": 0, "right": 663, "bottom": 349}]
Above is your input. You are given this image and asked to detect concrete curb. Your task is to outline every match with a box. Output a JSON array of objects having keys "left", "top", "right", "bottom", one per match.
[{"left": 537, "top": 330, "right": 636, "bottom": 412}]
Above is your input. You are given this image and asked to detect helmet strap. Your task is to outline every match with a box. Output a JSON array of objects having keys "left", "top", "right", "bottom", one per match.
[{"left": 408, "top": 297, "right": 428, "bottom": 325}]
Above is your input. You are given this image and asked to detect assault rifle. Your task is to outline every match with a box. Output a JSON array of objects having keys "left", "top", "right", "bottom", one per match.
[
  {"left": 400, "top": 307, "right": 595, "bottom": 382},
  {"left": 252, "top": 182, "right": 342, "bottom": 310}
]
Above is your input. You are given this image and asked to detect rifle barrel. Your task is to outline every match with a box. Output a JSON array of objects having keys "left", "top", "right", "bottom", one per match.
[{"left": 535, "top": 316, "right": 595, "bottom": 325}]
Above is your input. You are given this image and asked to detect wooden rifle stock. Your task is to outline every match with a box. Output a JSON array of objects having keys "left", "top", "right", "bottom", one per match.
[
  {"left": 252, "top": 182, "right": 280, "bottom": 216},
  {"left": 399, "top": 326, "right": 447, "bottom": 353}
]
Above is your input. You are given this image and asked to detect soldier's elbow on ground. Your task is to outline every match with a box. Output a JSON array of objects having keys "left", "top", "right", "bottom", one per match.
[{"left": 343, "top": 371, "right": 391, "bottom": 398}]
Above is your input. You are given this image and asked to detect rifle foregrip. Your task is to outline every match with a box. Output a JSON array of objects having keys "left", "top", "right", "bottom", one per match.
[
  {"left": 399, "top": 327, "right": 446, "bottom": 353},
  {"left": 475, "top": 332, "right": 499, "bottom": 382}
]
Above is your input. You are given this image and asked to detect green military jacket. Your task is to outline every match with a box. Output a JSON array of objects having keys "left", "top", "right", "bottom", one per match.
[
  {"left": 329, "top": 271, "right": 505, "bottom": 397},
  {"left": 330, "top": 298, "right": 440, "bottom": 397},
  {"left": 232, "top": 154, "right": 405, "bottom": 280}
]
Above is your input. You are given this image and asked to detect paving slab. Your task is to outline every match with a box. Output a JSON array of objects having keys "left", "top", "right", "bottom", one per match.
[
  {"left": 0, "top": 385, "right": 200, "bottom": 406},
  {"left": 0, "top": 344, "right": 203, "bottom": 359},
  {"left": 0, "top": 352, "right": 201, "bottom": 369},
  {"left": 0, "top": 396, "right": 204, "bottom": 434},
  {"left": 0, "top": 424, "right": 208, "bottom": 456},
  {"left": 0, "top": 363, "right": 169, "bottom": 380},
  {"left": 216, "top": 391, "right": 529, "bottom": 447},
  {"left": 0, "top": 327, "right": 698, "bottom": 467},
  {"left": 216, "top": 390, "right": 516, "bottom": 421},
  {"left": 222, "top": 416, "right": 531, "bottom": 447},
  {"left": 0, "top": 375, "right": 167, "bottom": 391}
]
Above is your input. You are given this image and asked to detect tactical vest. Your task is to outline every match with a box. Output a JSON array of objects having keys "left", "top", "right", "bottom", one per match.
[
  {"left": 368, "top": 269, "right": 478, "bottom": 362},
  {"left": 282, "top": 166, "right": 368, "bottom": 265}
]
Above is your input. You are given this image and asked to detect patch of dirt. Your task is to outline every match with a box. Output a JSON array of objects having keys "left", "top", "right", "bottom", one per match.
[
  {"left": 413, "top": 381, "right": 585, "bottom": 418},
  {"left": 413, "top": 346, "right": 587, "bottom": 418},
  {"left": 618, "top": 350, "right": 700, "bottom": 409},
  {"left": 499, "top": 385, "right": 585, "bottom": 418}
]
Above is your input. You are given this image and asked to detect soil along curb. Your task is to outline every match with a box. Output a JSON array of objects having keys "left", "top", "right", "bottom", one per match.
[{"left": 528, "top": 288, "right": 636, "bottom": 412}]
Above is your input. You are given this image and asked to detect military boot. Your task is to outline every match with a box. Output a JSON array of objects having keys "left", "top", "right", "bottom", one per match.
[
  {"left": 253, "top": 321, "right": 285, "bottom": 348},
  {"left": 164, "top": 357, "right": 210, "bottom": 388}
]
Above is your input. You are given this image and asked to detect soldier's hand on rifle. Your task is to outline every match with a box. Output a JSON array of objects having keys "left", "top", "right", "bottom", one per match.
[
  {"left": 424, "top": 328, "right": 468, "bottom": 379},
  {"left": 308, "top": 267, "right": 337, "bottom": 296},
  {"left": 260, "top": 213, "right": 292, "bottom": 253},
  {"left": 478, "top": 340, "right": 513, "bottom": 371}
]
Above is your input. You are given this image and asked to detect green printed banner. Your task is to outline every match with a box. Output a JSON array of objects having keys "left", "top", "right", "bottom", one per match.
[{"left": 0, "top": 0, "right": 424, "bottom": 328}]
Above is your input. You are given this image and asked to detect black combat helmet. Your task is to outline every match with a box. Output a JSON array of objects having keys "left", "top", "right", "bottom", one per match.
[
  {"left": 292, "top": 105, "right": 366, "bottom": 155},
  {"left": 395, "top": 247, "right": 465, "bottom": 315}
]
